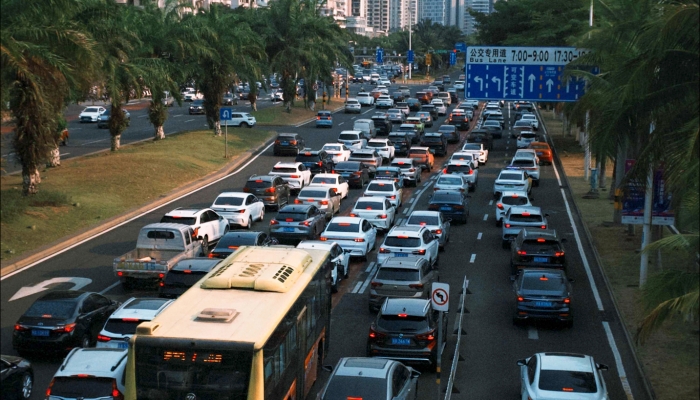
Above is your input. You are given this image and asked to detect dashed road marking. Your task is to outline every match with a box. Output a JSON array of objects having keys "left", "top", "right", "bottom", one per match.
[
  {"left": 338, "top": 122, "right": 344, "bottom": 126},
  {"left": 138, "top": 114, "right": 148, "bottom": 118},
  {"left": 100, "top": 281, "right": 120, "bottom": 295},
  {"left": 528, "top": 327, "right": 539, "bottom": 340},
  {"left": 469, "top": 254, "right": 476, "bottom": 263},
  {"left": 82, "top": 139, "right": 107, "bottom": 145},
  {"left": 483, "top": 213, "right": 488, "bottom": 221},
  {"left": 489, "top": 200, "right": 494, "bottom": 206},
  {"left": 408, "top": 198, "right": 415, "bottom": 204},
  {"left": 358, "top": 262, "right": 378, "bottom": 294},
  {"left": 173, "top": 114, "right": 183, "bottom": 117},
  {"left": 59, "top": 153, "right": 70, "bottom": 156},
  {"left": 477, "top": 232, "right": 482, "bottom": 240},
  {"left": 402, "top": 208, "right": 409, "bottom": 215}
]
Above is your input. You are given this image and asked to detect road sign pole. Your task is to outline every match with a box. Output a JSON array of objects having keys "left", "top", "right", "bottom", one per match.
[
  {"left": 225, "top": 123, "right": 228, "bottom": 158},
  {"left": 436, "top": 310, "right": 443, "bottom": 399}
]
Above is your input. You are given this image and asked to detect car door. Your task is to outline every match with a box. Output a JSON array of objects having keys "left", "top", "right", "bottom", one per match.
[
  {"left": 329, "top": 243, "right": 347, "bottom": 279},
  {"left": 522, "top": 356, "right": 537, "bottom": 398},
  {"left": 362, "top": 219, "right": 377, "bottom": 249},
  {"left": 329, "top": 188, "right": 340, "bottom": 214},
  {"left": 78, "top": 295, "right": 100, "bottom": 340},
  {"left": 422, "top": 259, "right": 437, "bottom": 296},
  {"left": 298, "top": 164, "right": 311, "bottom": 185},
  {"left": 423, "top": 230, "right": 439, "bottom": 264},
  {"left": 337, "top": 176, "right": 349, "bottom": 198},
  {"left": 384, "top": 199, "right": 395, "bottom": 225},
  {"left": 392, "top": 364, "right": 415, "bottom": 400}
]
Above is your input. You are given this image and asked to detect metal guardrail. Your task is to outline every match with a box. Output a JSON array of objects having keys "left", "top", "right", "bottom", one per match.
[{"left": 443, "top": 277, "right": 470, "bottom": 399}]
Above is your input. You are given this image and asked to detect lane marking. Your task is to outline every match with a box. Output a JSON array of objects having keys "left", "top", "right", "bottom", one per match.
[
  {"left": 362, "top": 108, "right": 374, "bottom": 115},
  {"left": 185, "top": 119, "right": 195, "bottom": 123},
  {"left": 527, "top": 326, "right": 539, "bottom": 340},
  {"left": 100, "top": 281, "right": 120, "bottom": 295},
  {"left": 477, "top": 232, "right": 482, "bottom": 240},
  {"left": 1, "top": 139, "right": 278, "bottom": 281},
  {"left": 364, "top": 261, "right": 376, "bottom": 273},
  {"left": 59, "top": 153, "right": 70, "bottom": 156},
  {"left": 138, "top": 114, "right": 148, "bottom": 118},
  {"left": 469, "top": 254, "right": 476, "bottom": 263},
  {"left": 358, "top": 262, "right": 378, "bottom": 294},
  {"left": 81, "top": 139, "right": 108, "bottom": 145},
  {"left": 173, "top": 114, "right": 183, "bottom": 117},
  {"left": 603, "top": 321, "right": 635, "bottom": 399},
  {"left": 402, "top": 208, "right": 409, "bottom": 215},
  {"left": 408, "top": 198, "right": 415, "bottom": 204},
  {"left": 338, "top": 122, "right": 344, "bottom": 126},
  {"left": 488, "top": 200, "right": 493, "bottom": 206},
  {"left": 483, "top": 213, "right": 488, "bottom": 221},
  {"left": 352, "top": 281, "right": 363, "bottom": 293}
]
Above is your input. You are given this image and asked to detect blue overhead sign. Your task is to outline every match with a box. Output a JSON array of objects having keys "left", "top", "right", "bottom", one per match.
[
  {"left": 449, "top": 51, "right": 457, "bottom": 66},
  {"left": 376, "top": 48, "right": 384, "bottom": 64},
  {"left": 220, "top": 107, "right": 232, "bottom": 121},
  {"left": 407, "top": 50, "right": 414, "bottom": 64},
  {"left": 465, "top": 46, "right": 597, "bottom": 102},
  {"left": 455, "top": 42, "right": 466, "bottom": 53}
]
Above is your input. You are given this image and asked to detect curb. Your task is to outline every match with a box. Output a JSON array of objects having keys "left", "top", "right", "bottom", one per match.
[
  {"left": 540, "top": 109, "right": 656, "bottom": 400},
  {"left": 0, "top": 136, "right": 275, "bottom": 277}
]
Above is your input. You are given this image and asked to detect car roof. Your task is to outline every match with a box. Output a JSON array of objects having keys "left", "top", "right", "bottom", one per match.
[
  {"left": 279, "top": 204, "right": 315, "bottom": 212},
  {"left": 216, "top": 192, "right": 248, "bottom": 199},
  {"left": 38, "top": 290, "right": 86, "bottom": 301},
  {"left": 171, "top": 257, "right": 221, "bottom": 272},
  {"left": 109, "top": 297, "right": 173, "bottom": 320},
  {"left": 55, "top": 348, "right": 128, "bottom": 377},
  {"left": 379, "top": 257, "right": 424, "bottom": 270},
  {"left": 276, "top": 133, "right": 298, "bottom": 138},
  {"left": 312, "top": 173, "right": 341, "bottom": 178},
  {"left": 382, "top": 298, "right": 430, "bottom": 316},
  {"left": 356, "top": 196, "right": 386, "bottom": 203},
  {"left": 521, "top": 228, "right": 558, "bottom": 240},
  {"left": 334, "top": 357, "right": 393, "bottom": 378},
  {"left": 340, "top": 130, "right": 363, "bottom": 135},
  {"left": 409, "top": 146, "right": 430, "bottom": 151},
  {"left": 387, "top": 225, "right": 424, "bottom": 236},
  {"left": 163, "top": 208, "right": 207, "bottom": 217},
  {"left": 500, "top": 190, "right": 529, "bottom": 198},
  {"left": 539, "top": 353, "right": 594, "bottom": 373},
  {"left": 330, "top": 216, "right": 363, "bottom": 224},
  {"left": 297, "top": 240, "right": 336, "bottom": 251},
  {"left": 409, "top": 210, "right": 441, "bottom": 218},
  {"left": 273, "top": 162, "right": 303, "bottom": 168}
]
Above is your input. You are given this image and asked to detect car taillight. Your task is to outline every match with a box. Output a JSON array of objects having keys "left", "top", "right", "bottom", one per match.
[
  {"left": 238, "top": 209, "right": 246, "bottom": 214},
  {"left": 505, "top": 223, "right": 511, "bottom": 228},
  {"left": 320, "top": 200, "right": 329, "bottom": 205},
  {"left": 290, "top": 174, "right": 300, "bottom": 178},
  {"left": 467, "top": 170, "right": 473, "bottom": 175},
  {"left": 409, "top": 168, "right": 416, "bottom": 172},
  {"left": 290, "top": 140, "right": 297, "bottom": 145},
  {"left": 294, "top": 199, "right": 302, "bottom": 204},
  {"left": 412, "top": 249, "right": 426, "bottom": 255},
  {"left": 316, "top": 116, "right": 321, "bottom": 120},
  {"left": 300, "top": 221, "right": 310, "bottom": 226},
  {"left": 409, "top": 283, "right": 424, "bottom": 289},
  {"left": 112, "top": 379, "right": 124, "bottom": 400},
  {"left": 517, "top": 296, "right": 524, "bottom": 302},
  {"left": 54, "top": 323, "right": 76, "bottom": 333},
  {"left": 432, "top": 229, "right": 442, "bottom": 234},
  {"left": 319, "top": 237, "right": 328, "bottom": 241},
  {"left": 270, "top": 219, "right": 278, "bottom": 225},
  {"left": 517, "top": 250, "right": 527, "bottom": 255},
  {"left": 46, "top": 379, "right": 55, "bottom": 397},
  {"left": 555, "top": 251, "right": 565, "bottom": 257},
  {"left": 442, "top": 168, "right": 447, "bottom": 173},
  {"left": 368, "top": 328, "right": 385, "bottom": 339},
  {"left": 14, "top": 324, "right": 28, "bottom": 331},
  {"left": 317, "top": 161, "right": 323, "bottom": 166},
  {"left": 379, "top": 247, "right": 391, "bottom": 253},
  {"left": 389, "top": 195, "right": 396, "bottom": 199},
  {"left": 541, "top": 225, "right": 547, "bottom": 229},
  {"left": 353, "top": 171, "right": 361, "bottom": 176},
  {"left": 243, "top": 187, "right": 251, "bottom": 193},
  {"left": 349, "top": 213, "right": 357, "bottom": 217},
  {"left": 371, "top": 281, "right": 383, "bottom": 287},
  {"left": 275, "top": 140, "right": 281, "bottom": 144},
  {"left": 265, "top": 187, "right": 275, "bottom": 193},
  {"left": 97, "top": 335, "right": 112, "bottom": 342},
  {"left": 159, "top": 282, "right": 165, "bottom": 287},
  {"left": 416, "top": 329, "right": 435, "bottom": 341},
  {"left": 378, "top": 214, "right": 387, "bottom": 219},
  {"left": 454, "top": 205, "right": 464, "bottom": 210},
  {"left": 497, "top": 203, "right": 504, "bottom": 209},
  {"left": 354, "top": 238, "right": 365, "bottom": 242}
]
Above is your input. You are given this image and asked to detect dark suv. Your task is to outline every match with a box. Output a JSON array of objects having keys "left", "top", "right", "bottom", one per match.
[
  {"left": 243, "top": 175, "right": 290, "bottom": 209},
  {"left": 269, "top": 204, "right": 328, "bottom": 244},
  {"left": 273, "top": 133, "right": 305, "bottom": 156},
  {"left": 371, "top": 114, "right": 392, "bottom": 136},
  {"left": 447, "top": 110, "right": 469, "bottom": 131},
  {"left": 406, "top": 98, "right": 422, "bottom": 111},
  {"left": 367, "top": 298, "right": 447, "bottom": 371},
  {"left": 295, "top": 149, "right": 334, "bottom": 175},
  {"left": 510, "top": 228, "right": 567, "bottom": 276},
  {"left": 513, "top": 268, "right": 573, "bottom": 327},
  {"left": 334, "top": 161, "right": 373, "bottom": 188},
  {"left": 420, "top": 132, "right": 448, "bottom": 156},
  {"left": 13, "top": 291, "right": 120, "bottom": 354},
  {"left": 388, "top": 132, "right": 411, "bottom": 156}
]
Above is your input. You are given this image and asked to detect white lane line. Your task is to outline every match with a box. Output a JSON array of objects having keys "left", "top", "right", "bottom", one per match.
[
  {"left": 81, "top": 139, "right": 108, "bottom": 145},
  {"left": 351, "top": 116, "right": 357, "bottom": 120},
  {"left": 352, "top": 281, "right": 363, "bottom": 293},
  {"left": 408, "top": 198, "right": 415, "bottom": 204},
  {"left": 100, "top": 281, "right": 120, "bottom": 295},
  {"left": 469, "top": 254, "right": 476, "bottom": 263},
  {"left": 527, "top": 326, "right": 539, "bottom": 340},
  {"left": 338, "top": 122, "right": 344, "bottom": 126},
  {"left": 138, "top": 114, "right": 148, "bottom": 118},
  {"left": 358, "top": 262, "right": 378, "bottom": 294},
  {"left": 1, "top": 139, "right": 278, "bottom": 281},
  {"left": 602, "top": 321, "right": 635, "bottom": 399},
  {"left": 59, "top": 153, "right": 70, "bottom": 156},
  {"left": 483, "top": 213, "right": 488, "bottom": 221},
  {"left": 173, "top": 114, "right": 183, "bottom": 117},
  {"left": 395, "top": 218, "right": 403, "bottom": 225},
  {"left": 489, "top": 200, "right": 494, "bottom": 206},
  {"left": 362, "top": 108, "right": 374, "bottom": 114},
  {"left": 477, "top": 232, "right": 483, "bottom": 240},
  {"left": 364, "top": 261, "right": 376, "bottom": 273},
  {"left": 402, "top": 208, "right": 409, "bottom": 215},
  {"left": 184, "top": 119, "right": 194, "bottom": 123}
]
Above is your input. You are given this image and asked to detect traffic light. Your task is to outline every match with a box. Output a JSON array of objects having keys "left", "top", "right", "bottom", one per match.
[{"left": 426, "top": 53, "right": 432, "bottom": 66}]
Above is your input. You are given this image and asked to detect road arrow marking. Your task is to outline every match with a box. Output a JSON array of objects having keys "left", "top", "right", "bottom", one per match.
[
  {"left": 491, "top": 76, "right": 501, "bottom": 92},
  {"left": 474, "top": 76, "right": 484, "bottom": 91},
  {"left": 528, "top": 74, "right": 536, "bottom": 92},
  {"left": 10, "top": 277, "right": 92, "bottom": 301},
  {"left": 546, "top": 79, "right": 554, "bottom": 92}
]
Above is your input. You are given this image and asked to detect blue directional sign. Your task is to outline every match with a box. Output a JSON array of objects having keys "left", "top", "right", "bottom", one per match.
[
  {"left": 455, "top": 42, "right": 466, "bottom": 53},
  {"left": 407, "top": 50, "right": 415, "bottom": 64},
  {"left": 220, "top": 107, "right": 232, "bottom": 121},
  {"left": 449, "top": 51, "right": 457, "bottom": 66},
  {"left": 465, "top": 46, "right": 597, "bottom": 102},
  {"left": 376, "top": 48, "right": 384, "bottom": 64}
]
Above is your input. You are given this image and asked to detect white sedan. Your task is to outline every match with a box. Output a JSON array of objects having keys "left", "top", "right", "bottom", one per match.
[
  {"left": 349, "top": 196, "right": 397, "bottom": 231},
  {"left": 297, "top": 240, "right": 349, "bottom": 293},
  {"left": 434, "top": 174, "right": 470, "bottom": 193},
  {"left": 160, "top": 208, "right": 229, "bottom": 251},
  {"left": 494, "top": 168, "right": 532, "bottom": 196},
  {"left": 364, "top": 179, "right": 403, "bottom": 208},
  {"left": 309, "top": 173, "right": 350, "bottom": 199},
  {"left": 210, "top": 192, "right": 265, "bottom": 229},
  {"left": 367, "top": 138, "right": 396, "bottom": 161},
  {"left": 322, "top": 143, "right": 352, "bottom": 163},
  {"left": 430, "top": 99, "right": 447, "bottom": 115},
  {"left": 320, "top": 217, "right": 378, "bottom": 259},
  {"left": 269, "top": 162, "right": 312, "bottom": 191},
  {"left": 79, "top": 106, "right": 106, "bottom": 123}
]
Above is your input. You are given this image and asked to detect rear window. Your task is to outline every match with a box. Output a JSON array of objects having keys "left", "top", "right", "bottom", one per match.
[
  {"left": 50, "top": 377, "right": 116, "bottom": 398},
  {"left": 163, "top": 270, "right": 206, "bottom": 289},
  {"left": 339, "top": 133, "right": 359, "bottom": 141},
  {"left": 334, "top": 162, "right": 358, "bottom": 171},
  {"left": 502, "top": 196, "right": 529, "bottom": 206},
  {"left": 277, "top": 212, "right": 308, "bottom": 222},
  {"left": 439, "top": 126, "right": 456, "bottom": 132},
  {"left": 160, "top": 216, "right": 196, "bottom": 225},
  {"left": 438, "top": 176, "right": 463, "bottom": 185},
  {"left": 326, "top": 222, "right": 359, "bottom": 232},
  {"left": 422, "top": 136, "right": 442, "bottom": 143},
  {"left": 432, "top": 193, "right": 461, "bottom": 203},
  {"left": 408, "top": 149, "right": 427, "bottom": 156},
  {"left": 367, "top": 183, "right": 394, "bottom": 192},
  {"left": 311, "top": 177, "right": 337, "bottom": 184},
  {"left": 538, "top": 370, "right": 597, "bottom": 393},
  {"left": 522, "top": 240, "right": 561, "bottom": 252},
  {"left": 376, "top": 268, "right": 420, "bottom": 281},
  {"left": 245, "top": 180, "right": 272, "bottom": 189},
  {"left": 298, "top": 189, "right": 327, "bottom": 198},
  {"left": 355, "top": 201, "right": 383, "bottom": 210},
  {"left": 146, "top": 230, "right": 176, "bottom": 240},
  {"left": 446, "top": 165, "right": 471, "bottom": 174},
  {"left": 499, "top": 173, "right": 523, "bottom": 181},
  {"left": 510, "top": 214, "right": 543, "bottom": 223},
  {"left": 462, "top": 144, "right": 481, "bottom": 151},
  {"left": 295, "top": 155, "right": 320, "bottom": 162},
  {"left": 511, "top": 160, "right": 534, "bottom": 167},
  {"left": 214, "top": 196, "right": 244, "bottom": 206},
  {"left": 407, "top": 215, "right": 438, "bottom": 226},
  {"left": 520, "top": 133, "right": 536, "bottom": 139},
  {"left": 377, "top": 314, "right": 429, "bottom": 331},
  {"left": 24, "top": 300, "right": 76, "bottom": 319},
  {"left": 351, "top": 153, "right": 374, "bottom": 159},
  {"left": 219, "top": 235, "right": 258, "bottom": 247},
  {"left": 104, "top": 318, "right": 146, "bottom": 335},
  {"left": 323, "top": 145, "right": 342, "bottom": 152},
  {"left": 322, "top": 377, "right": 387, "bottom": 399},
  {"left": 272, "top": 167, "right": 297, "bottom": 174},
  {"left": 383, "top": 236, "right": 420, "bottom": 247},
  {"left": 367, "top": 142, "right": 387, "bottom": 148}
]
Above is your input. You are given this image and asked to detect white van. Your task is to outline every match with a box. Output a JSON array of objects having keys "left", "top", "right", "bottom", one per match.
[{"left": 353, "top": 119, "right": 377, "bottom": 140}]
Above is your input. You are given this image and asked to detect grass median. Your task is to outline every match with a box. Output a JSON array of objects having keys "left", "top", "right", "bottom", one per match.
[
  {"left": 542, "top": 110, "right": 699, "bottom": 400},
  {"left": 254, "top": 100, "right": 343, "bottom": 126},
  {"left": 0, "top": 128, "right": 275, "bottom": 262}
]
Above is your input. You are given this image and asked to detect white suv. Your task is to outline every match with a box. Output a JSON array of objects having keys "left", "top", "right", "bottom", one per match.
[
  {"left": 495, "top": 190, "right": 531, "bottom": 226},
  {"left": 517, "top": 352, "right": 609, "bottom": 400},
  {"left": 221, "top": 112, "right": 256, "bottom": 128},
  {"left": 378, "top": 225, "right": 439, "bottom": 267},
  {"left": 269, "top": 162, "right": 312, "bottom": 191},
  {"left": 357, "top": 92, "right": 375, "bottom": 106},
  {"left": 97, "top": 298, "right": 173, "bottom": 349},
  {"left": 160, "top": 208, "right": 229, "bottom": 251},
  {"left": 46, "top": 348, "right": 127, "bottom": 400}
]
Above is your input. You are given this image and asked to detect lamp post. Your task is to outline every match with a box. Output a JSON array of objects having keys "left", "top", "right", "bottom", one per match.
[{"left": 408, "top": 3, "right": 412, "bottom": 80}]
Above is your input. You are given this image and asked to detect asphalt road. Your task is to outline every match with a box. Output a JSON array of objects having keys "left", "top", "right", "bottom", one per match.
[{"left": 0, "top": 79, "right": 650, "bottom": 400}]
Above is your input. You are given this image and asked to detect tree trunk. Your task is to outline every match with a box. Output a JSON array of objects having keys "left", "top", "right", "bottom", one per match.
[
  {"left": 22, "top": 167, "right": 40, "bottom": 195},
  {"left": 46, "top": 146, "right": 61, "bottom": 168},
  {"left": 111, "top": 134, "right": 121, "bottom": 151},
  {"left": 154, "top": 125, "right": 165, "bottom": 140},
  {"left": 613, "top": 140, "right": 628, "bottom": 224},
  {"left": 214, "top": 120, "right": 222, "bottom": 136}
]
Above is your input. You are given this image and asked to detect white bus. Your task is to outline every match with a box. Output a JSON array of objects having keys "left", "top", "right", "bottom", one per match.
[{"left": 125, "top": 246, "right": 333, "bottom": 400}]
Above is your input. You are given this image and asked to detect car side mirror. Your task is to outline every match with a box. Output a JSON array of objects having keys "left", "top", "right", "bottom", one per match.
[
  {"left": 545, "top": 213, "right": 550, "bottom": 217},
  {"left": 516, "top": 359, "right": 527, "bottom": 367},
  {"left": 410, "top": 369, "right": 421, "bottom": 379},
  {"left": 596, "top": 363, "right": 609, "bottom": 371},
  {"left": 323, "top": 365, "right": 334, "bottom": 372}
]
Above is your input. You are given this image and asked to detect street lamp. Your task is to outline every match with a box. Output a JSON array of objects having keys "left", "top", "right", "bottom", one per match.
[{"left": 408, "top": 3, "right": 412, "bottom": 80}]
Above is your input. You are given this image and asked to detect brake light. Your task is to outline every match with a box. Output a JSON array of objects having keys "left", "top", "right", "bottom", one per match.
[
  {"left": 54, "top": 323, "right": 76, "bottom": 333},
  {"left": 541, "top": 225, "right": 547, "bottom": 229},
  {"left": 275, "top": 140, "right": 280, "bottom": 144},
  {"left": 398, "top": 313, "right": 408, "bottom": 317},
  {"left": 564, "top": 298, "right": 571, "bottom": 304},
  {"left": 294, "top": 199, "right": 302, "bottom": 204},
  {"left": 563, "top": 388, "right": 574, "bottom": 392},
  {"left": 290, "top": 140, "right": 297, "bottom": 145},
  {"left": 243, "top": 187, "right": 251, "bottom": 193},
  {"left": 319, "top": 237, "right": 328, "bottom": 241},
  {"left": 285, "top": 218, "right": 293, "bottom": 222},
  {"left": 97, "top": 335, "right": 112, "bottom": 342},
  {"left": 238, "top": 210, "right": 246, "bottom": 214},
  {"left": 159, "top": 282, "right": 165, "bottom": 287},
  {"left": 433, "top": 229, "right": 442, "bottom": 234},
  {"left": 14, "top": 324, "right": 28, "bottom": 331},
  {"left": 379, "top": 247, "right": 390, "bottom": 253},
  {"left": 389, "top": 195, "right": 396, "bottom": 199},
  {"left": 555, "top": 251, "right": 565, "bottom": 257},
  {"left": 442, "top": 168, "right": 447, "bottom": 173},
  {"left": 158, "top": 273, "right": 165, "bottom": 279},
  {"left": 353, "top": 171, "right": 362, "bottom": 176},
  {"left": 497, "top": 203, "right": 504, "bottom": 209},
  {"left": 208, "top": 253, "right": 215, "bottom": 258},
  {"left": 270, "top": 219, "right": 278, "bottom": 225},
  {"left": 539, "top": 276, "right": 549, "bottom": 281},
  {"left": 521, "top": 212, "right": 531, "bottom": 216},
  {"left": 350, "top": 213, "right": 357, "bottom": 217},
  {"left": 317, "top": 161, "right": 323, "bottom": 166},
  {"left": 354, "top": 238, "right": 365, "bottom": 242},
  {"left": 46, "top": 379, "right": 55, "bottom": 397},
  {"left": 117, "top": 271, "right": 123, "bottom": 276},
  {"left": 409, "top": 168, "right": 416, "bottom": 172},
  {"left": 368, "top": 328, "right": 385, "bottom": 339},
  {"left": 467, "top": 170, "right": 473, "bottom": 175},
  {"left": 505, "top": 224, "right": 511, "bottom": 228},
  {"left": 412, "top": 249, "right": 426, "bottom": 255},
  {"left": 371, "top": 281, "right": 383, "bottom": 287},
  {"left": 517, "top": 296, "right": 524, "bottom": 302},
  {"left": 316, "top": 116, "right": 320, "bottom": 120},
  {"left": 112, "top": 379, "right": 124, "bottom": 400},
  {"left": 517, "top": 250, "right": 527, "bottom": 255},
  {"left": 290, "top": 174, "right": 300, "bottom": 178},
  {"left": 300, "top": 221, "right": 310, "bottom": 226},
  {"left": 320, "top": 200, "right": 329, "bottom": 205},
  {"left": 378, "top": 214, "right": 387, "bottom": 219},
  {"left": 408, "top": 283, "right": 424, "bottom": 289},
  {"left": 416, "top": 330, "right": 435, "bottom": 341}
]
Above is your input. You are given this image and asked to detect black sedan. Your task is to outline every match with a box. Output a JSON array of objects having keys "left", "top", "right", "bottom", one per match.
[
  {"left": 208, "top": 231, "right": 277, "bottom": 259},
  {"left": 333, "top": 161, "right": 373, "bottom": 188},
  {"left": 12, "top": 290, "right": 120, "bottom": 354},
  {"left": 188, "top": 99, "right": 205, "bottom": 115},
  {"left": 427, "top": 190, "right": 470, "bottom": 224},
  {"left": 159, "top": 257, "right": 223, "bottom": 298},
  {"left": 513, "top": 268, "right": 573, "bottom": 327},
  {"left": 1, "top": 355, "right": 33, "bottom": 400}
]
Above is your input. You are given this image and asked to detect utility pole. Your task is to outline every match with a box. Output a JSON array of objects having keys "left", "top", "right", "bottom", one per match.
[
  {"left": 640, "top": 122, "right": 655, "bottom": 286},
  {"left": 408, "top": 4, "right": 412, "bottom": 80}
]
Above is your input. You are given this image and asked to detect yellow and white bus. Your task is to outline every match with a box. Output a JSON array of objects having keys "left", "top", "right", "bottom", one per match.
[{"left": 124, "top": 246, "right": 333, "bottom": 400}]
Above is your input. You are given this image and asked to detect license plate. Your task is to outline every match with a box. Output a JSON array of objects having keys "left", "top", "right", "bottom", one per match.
[
  {"left": 394, "top": 253, "right": 409, "bottom": 257},
  {"left": 536, "top": 152, "right": 543, "bottom": 155},
  {"left": 31, "top": 329, "right": 50, "bottom": 337},
  {"left": 534, "top": 301, "right": 552, "bottom": 308},
  {"left": 391, "top": 338, "right": 411, "bottom": 345},
  {"left": 533, "top": 257, "right": 549, "bottom": 263},
  {"left": 504, "top": 184, "right": 514, "bottom": 188},
  {"left": 281, "top": 142, "right": 289, "bottom": 145},
  {"left": 117, "top": 341, "right": 129, "bottom": 349},
  {"left": 283, "top": 227, "right": 295, "bottom": 232},
  {"left": 440, "top": 206, "right": 451, "bottom": 211}
]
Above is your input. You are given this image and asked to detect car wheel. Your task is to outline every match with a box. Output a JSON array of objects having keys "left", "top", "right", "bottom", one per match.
[
  {"left": 80, "top": 334, "right": 92, "bottom": 348},
  {"left": 259, "top": 207, "right": 265, "bottom": 221},
  {"left": 246, "top": 217, "right": 252, "bottom": 229},
  {"left": 201, "top": 235, "right": 209, "bottom": 255},
  {"left": 18, "top": 372, "right": 32, "bottom": 399},
  {"left": 331, "top": 280, "right": 338, "bottom": 293},
  {"left": 241, "top": 122, "right": 249, "bottom": 128}
]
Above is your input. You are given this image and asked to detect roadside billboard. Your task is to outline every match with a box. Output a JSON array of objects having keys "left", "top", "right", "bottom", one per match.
[{"left": 621, "top": 160, "right": 675, "bottom": 225}]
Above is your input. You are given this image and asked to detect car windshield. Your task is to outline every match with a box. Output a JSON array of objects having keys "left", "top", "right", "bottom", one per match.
[
  {"left": 214, "top": 197, "right": 244, "bottom": 206},
  {"left": 298, "top": 189, "right": 327, "bottom": 198},
  {"left": 326, "top": 222, "right": 359, "bottom": 232},
  {"left": 24, "top": 299, "right": 77, "bottom": 319},
  {"left": 510, "top": 213, "right": 543, "bottom": 223},
  {"left": 499, "top": 173, "right": 523, "bottom": 181},
  {"left": 501, "top": 196, "right": 529, "bottom": 206},
  {"left": 520, "top": 133, "right": 536, "bottom": 139},
  {"left": 352, "top": 153, "right": 374, "bottom": 159},
  {"left": 512, "top": 160, "right": 535, "bottom": 167},
  {"left": 377, "top": 314, "right": 429, "bottom": 332},
  {"left": 438, "top": 177, "right": 463, "bottom": 185},
  {"left": 538, "top": 370, "right": 597, "bottom": 393},
  {"left": 321, "top": 376, "right": 387, "bottom": 399},
  {"left": 407, "top": 215, "right": 439, "bottom": 225},
  {"left": 219, "top": 235, "right": 260, "bottom": 247},
  {"left": 376, "top": 268, "right": 420, "bottom": 281},
  {"left": 339, "top": 133, "right": 359, "bottom": 141},
  {"left": 367, "top": 183, "right": 394, "bottom": 192},
  {"left": 383, "top": 236, "right": 420, "bottom": 247},
  {"left": 462, "top": 144, "right": 481, "bottom": 151},
  {"left": 521, "top": 273, "right": 566, "bottom": 291},
  {"left": 334, "top": 162, "right": 358, "bottom": 171},
  {"left": 246, "top": 180, "right": 272, "bottom": 189},
  {"left": 50, "top": 377, "right": 115, "bottom": 398},
  {"left": 355, "top": 201, "right": 383, "bottom": 210},
  {"left": 277, "top": 212, "right": 309, "bottom": 222},
  {"left": 160, "top": 216, "right": 196, "bottom": 225}
]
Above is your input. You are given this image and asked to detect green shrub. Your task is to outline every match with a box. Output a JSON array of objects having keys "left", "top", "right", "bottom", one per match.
[{"left": 0, "top": 189, "right": 71, "bottom": 223}]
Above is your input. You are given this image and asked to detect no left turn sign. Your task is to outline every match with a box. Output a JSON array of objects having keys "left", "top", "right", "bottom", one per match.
[{"left": 431, "top": 282, "right": 450, "bottom": 311}]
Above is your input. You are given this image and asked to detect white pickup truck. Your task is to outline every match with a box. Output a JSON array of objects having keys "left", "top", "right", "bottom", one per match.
[{"left": 113, "top": 223, "right": 203, "bottom": 289}]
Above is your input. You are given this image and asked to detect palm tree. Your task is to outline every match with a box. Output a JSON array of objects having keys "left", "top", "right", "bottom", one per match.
[{"left": 1, "top": 0, "right": 96, "bottom": 195}]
